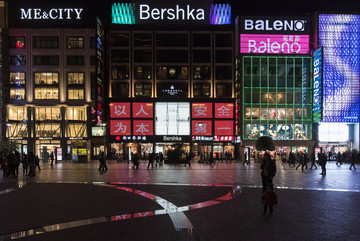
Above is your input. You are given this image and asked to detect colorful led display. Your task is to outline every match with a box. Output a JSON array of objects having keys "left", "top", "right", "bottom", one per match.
[
  {"left": 192, "top": 103, "right": 212, "bottom": 118},
  {"left": 133, "top": 103, "right": 153, "bottom": 118},
  {"left": 192, "top": 120, "right": 212, "bottom": 136},
  {"left": 313, "top": 48, "right": 322, "bottom": 122},
  {"left": 318, "top": 14, "right": 360, "bottom": 122},
  {"left": 215, "top": 103, "right": 233, "bottom": 118},
  {"left": 240, "top": 34, "right": 310, "bottom": 54},
  {"left": 110, "top": 102, "right": 131, "bottom": 118},
  {"left": 110, "top": 120, "right": 131, "bottom": 136},
  {"left": 112, "top": 3, "right": 136, "bottom": 24},
  {"left": 133, "top": 120, "right": 153, "bottom": 135}
]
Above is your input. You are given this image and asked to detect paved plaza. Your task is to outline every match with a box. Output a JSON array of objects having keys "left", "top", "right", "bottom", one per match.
[{"left": 0, "top": 160, "right": 360, "bottom": 240}]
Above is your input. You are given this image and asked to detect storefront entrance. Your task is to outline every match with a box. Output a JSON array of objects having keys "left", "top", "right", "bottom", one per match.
[{"left": 35, "top": 140, "right": 60, "bottom": 162}]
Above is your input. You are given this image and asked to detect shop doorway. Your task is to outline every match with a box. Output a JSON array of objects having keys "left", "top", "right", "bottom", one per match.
[{"left": 35, "top": 140, "right": 60, "bottom": 163}]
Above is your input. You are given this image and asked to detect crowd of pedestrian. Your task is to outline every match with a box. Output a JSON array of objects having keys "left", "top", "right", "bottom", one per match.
[{"left": 0, "top": 151, "right": 41, "bottom": 177}]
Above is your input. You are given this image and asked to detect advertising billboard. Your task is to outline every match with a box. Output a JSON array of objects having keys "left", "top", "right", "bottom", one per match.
[
  {"left": 192, "top": 103, "right": 212, "bottom": 118},
  {"left": 214, "top": 103, "right": 233, "bottom": 118},
  {"left": 214, "top": 120, "right": 233, "bottom": 135},
  {"left": 133, "top": 103, "right": 153, "bottom": 118},
  {"left": 313, "top": 48, "right": 323, "bottom": 123},
  {"left": 240, "top": 16, "right": 310, "bottom": 55},
  {"left": 110, "top": 120, "right": 131, "bottom": 136},
  {"left": 133, "top": 120, "right": 153, "bottom": 135},
  {"left": 192, "top": 120, "right": 212, "bottom": 136},
  {"left": 112, "top": 0, "right": 231, "bottom": 25},
  {"left": 318, "top": 14, "right": 360, "bottom": 122},
  {"left": 110, "top": 102, "right": 131, "bottom": 118}
]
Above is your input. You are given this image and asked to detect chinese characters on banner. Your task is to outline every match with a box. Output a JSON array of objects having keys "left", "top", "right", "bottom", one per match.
[
  {"left": 192, "top": 120, "right": 212, "bottom": 136},
  {"left": 110, "top": 120, "right": 131, "bottom": 136},
  {"left": 215, "top": 103, "right": 234, "bottom": 118},
  {"left": 192, "top": 103, "right": 212, "bottom": 118},
  {"left": 133, "top": 103, "right": 153, "bottom": 118},
  {"left": 133, "top": 120, "right": 153, "bottom": 135},
  {"left": 215, "top": 120, "right": 234, "bottom": 136},
  {"left": 110, "top": 102, "right": 131, "bottom": 118}
]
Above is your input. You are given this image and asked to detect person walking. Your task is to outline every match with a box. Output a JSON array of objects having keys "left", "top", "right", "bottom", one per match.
[
  {"left": 261, "top": 183, "right": 278, "bottom": 216},
  {"left": 22, "top": 154, "right": 29, "bottom": 175},
  {"left": 184, "top": 153, "right": 191, "bottom": 167},
  {"left": 309, "top": 152, "right": 317, "bottom": 169},
  {"left": 147, "top": 152, "right": 154, "bottom": 169},
  {"left": 260, "top": 153, "right": 277, "bottom": 193},
  {"left": 320, "top": 153, "right": 327, "bottom": 175},
  {"left": 336, "top": 151, "right": 342, "bottom": 166},
  {"left": 132, "top": 152, "right": 139, "bottom": 169},
  {"left": 98, "top": 152, "right": 108, "bottom": 171},
  {"left": 349, "top": 150, "right": 357, "bottom": 170},
  {"left": 288, "top": 152, "right": 296, "bottom": 167},
  {"left": 50, "top": 152, "right": 55, "bottom": 165},
  {"left": 27, "top": 152, "right": 36, "bottom": 176},
  {"left": 34, "top": 155, "right": 41, "bottom": 171}
]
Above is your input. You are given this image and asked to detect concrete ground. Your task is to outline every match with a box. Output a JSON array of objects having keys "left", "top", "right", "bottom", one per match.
[{"left": 0, "top": 160, "right": 359, "bottom": 240}]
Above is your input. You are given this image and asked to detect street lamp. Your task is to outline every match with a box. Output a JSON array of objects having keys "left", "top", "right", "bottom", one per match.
[{"left": 198, "top": 122, "right": 204, "bottom": 161}]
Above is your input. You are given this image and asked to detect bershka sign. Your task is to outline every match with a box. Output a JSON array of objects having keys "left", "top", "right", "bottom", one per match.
[
  {"left": 241, "top": 16, "right": 310, "bottom": 34},
  {"left": 20, "top": 8, "right": 83, "bottom": 20},
  {"left": 139, "top": 4, "right": 204, "bottom": 21}
]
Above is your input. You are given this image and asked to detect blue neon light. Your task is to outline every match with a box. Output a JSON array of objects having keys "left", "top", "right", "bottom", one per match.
[
  {"left": 210, "top": 4, "right": 231, "bottom": 25},
  {"left": 318, "top": 14, "right": 360, "bottom": 122}
]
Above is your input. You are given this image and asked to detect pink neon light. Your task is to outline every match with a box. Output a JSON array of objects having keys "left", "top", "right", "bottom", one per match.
[{"left": 240, "top": 34, "right": 310, "bottom": 54}]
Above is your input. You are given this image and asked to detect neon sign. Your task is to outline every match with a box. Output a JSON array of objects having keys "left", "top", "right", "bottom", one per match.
[
  {"left": 313, "top": 48, "right": 322, "bottom": 122},
  {"left": 20, "top": 8, "right": 83, "bottom": 20}
]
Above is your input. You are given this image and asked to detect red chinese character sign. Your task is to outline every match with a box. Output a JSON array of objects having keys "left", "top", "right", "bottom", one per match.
[
  {"left": 215, "top": 103, "right": 233, "bottom": 118},
  {"left": 110, "top": 120, "right": 131, "bottom": 136},
  {"left": 215, "top": 120, "right": 233, "bottom": 136},
  {"left": 110, "top": 102, "right": 130, "bottom": 118},
  {"left": 192, "top": 103, "right": 212, "bottom": 119},
  {"left": 192, "top": 120, "right": 212, "bottom": 136},
  {"left": 133, "top": 120, "right": 153, "bottom": 136},
  {"left": 133, "top": 103, "right": 153, "bottom": 118}
]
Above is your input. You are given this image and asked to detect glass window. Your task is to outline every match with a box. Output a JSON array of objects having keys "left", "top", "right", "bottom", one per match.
[
  {"left": 34, "top": 88, "right": 59, "bottom": 100},
  {"left": 157, "top": 66, "right": 188, "bottom": 80},
  {"left": 36, "top": 123, "right": 61, "bottom": 137},
  {"left": 215, "top": 66, "right": 232, "bottom": 80},
  {"left": 68, "top": 73, "right": 84, "bottom": 85},
  {"left": 10, "top": 72, "right": 26, "bottom": 100},
  {"left": 193, "top": 66, "right": 211, "bottom": 80},
  {"left": 111, "top": 33, "right": 129, "bottom": 46},
  {"left": 68, "top": 89, "right": 84, "bottom": 100},
  {"left": 34, "top": 72, "right": 58, "bottom": 85},
  {"left": 10, "top": 36, "right": 25, "bottom": 48},
  {"left": 35, "top": 107, "right": 61, "bottom": 121},
  {"left": 134, "top": 83, "right": 152, "bottom": 97},
  {"left": 90, "top": 37, "right": 96, "bottom": 49},
  {"left": 10, "top": 72, "right": 25, "bottom": 85},
  {"left": 67, "top": 107, "right": 87, "bottom": 121},
  {"left": 134, "top": 33, "right": 152, "bottom": 47},
  {"left": 67, "top": 56, "right": 85, "bottom": 65},
  {"left": 156, "top": 50, "right": 188, "bottom": 63},
  {"left": 156, "top": 34, "right": 188, "bottom": 47},
  {"left": 111, "top": 82, "right": 129, "bottom": 97},
  {"left": 193, "top": 34, "right": 211, "bottom": 47},
  {"left": 34, "top": 56, "right": 59, "bottom": 65},
  {"left": 215, "top": 50, "right": 233, "bottom": 63},
  {"left": 134, "top": 66, "right": 152, "bottom": 80},
  {"left": 193, "top": 83, "right": 210, "bottom": 97},
  {"left": 66, "top": 123, "right": 87, "bottom": 138},
  {"left": 10, "top": 88, "right": 25, "bottom": 100},
  {"left": 134, "top": 50, "right": 152, "bottom": 63},
  {"left": 216, "top": 83, "right": 232, "bottom": 97},
  {"left": 34, "top": 36, "right": 59, "bottom": 48},
  {"left": 155, "top": 102, "right": 190, "bottom": 135},
  {"left": 67, "top": 37, "right": 84, "bottom": 49},
  {"left": 8, "top": 106, "right": 27, "bottom": 121},
  {"left": 193, "top": 50, "right": 211, "bottom": 63},
  {"left": 111, "top": 50, "right": 129, "bottom": 63},
  {"left": 215, "top": 34, "right": 232, "bottom": 47},
  {"left": 10, "top": 56, "right": 26, "bottom": 65},
  {"left": 111, "top": 66, "right": 129, "bottom": 80}
]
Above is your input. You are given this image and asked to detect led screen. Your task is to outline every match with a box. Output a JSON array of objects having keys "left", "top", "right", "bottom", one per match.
[
  {"left": 318, "top": 14, "right": 360, "bottom": 122},
  {"left": 214, "top": 103, "right": 233, "bottom": 118},
  {"left": 133, "top": 120, "right": 153, "bottom": 135},
  {"left": 318, "top": 123, "right": 349, "bottom": 142},
  {"left": 133, "top": 103, "right": 153, "bottom": 118},
  {"left": 110, "top": 102, "right": 131, "bottom": 118},
  {"left": 192, "top": 120, "right": 212, "bottom": 136},
  {"left": 155, "top": 102, "right": 190, "bottom": 135},
  {"left": 192, "top": 103, "right": 212, "bottom": 118},
  {"left": 240, "top": 34, "right": 310, "bottom": 54},
  {"left": 110, "top": 120, "right": 131, "bottom": 136}
]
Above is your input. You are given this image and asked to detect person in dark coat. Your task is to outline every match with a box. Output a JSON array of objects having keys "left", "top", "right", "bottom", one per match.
[
  {"left": 22, "top": 154, "right": 29, "bottom": 175},
  {"left": 350, "top": 150, "right": 357, "bottom": 170},
  {"left": 309, "top": 152, "right": 317, "bottom": 169},
  {"left": 147, "top": 152, "right": 154, "bottom": 169},
  {"left": 320, "top": 153, "right": 327, "bottom": 175},
  {"left": 27, "top": 152, "right": 36, "bottom": 176},
  {"left": 98, "top": 152, "right": 108, "bottom": 171},
  {"left": 260, "top": 153, "right": 277, "bottom": 193},
  {"left": 132, "top": 153, "right": 139, "bottom": 169},
  {"left": 50, "top": 152, "right": 55, "bottom": 165},
  {"left": 184, "top": 153, "right": 191, "bottom": 167}
]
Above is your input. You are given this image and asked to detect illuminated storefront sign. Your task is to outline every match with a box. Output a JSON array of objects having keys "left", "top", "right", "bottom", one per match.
[
  {"left": 318, "top": 14, "right": 360, "bottom": 122},
  {"left": 192, "top": 120, "right": 212, "bottom": 136},
  {"left": 214, "top": 136, "right": 233, "bottom": 141},
  {"left": 110, "top": 120, "right": 131, "bottom": 136},
  {"left": 110, "top": 102, "right": 131, "bottom": 118},
  {"left": 133, "top": 120, "right": 153, "bottom": 135},
  {"left": 214, "top": 121, "right": 233, "bottom": 135},
  {"left": 19, "top": 8, "right": 83, "bottom": 20},
  {"left": 112, "top": 1, "right": 231, "bottom": 25},
  {"left": 192, "top": 136, "right": 214, "bottom": 141},
  {"left": 133, "top": 103, "right": 153, "bottom": 118},
  {"left": 313, "top": 48, "right": 322, "bottom": 123},
  {"left": 192, "top": 103, "right": 212, "bottom": 118},
  {"left": 240, "top": 34, "right": 309, "bottom": 54},
  {"left": 214, "top": 103, "right": 233, "bottom": 118}
]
